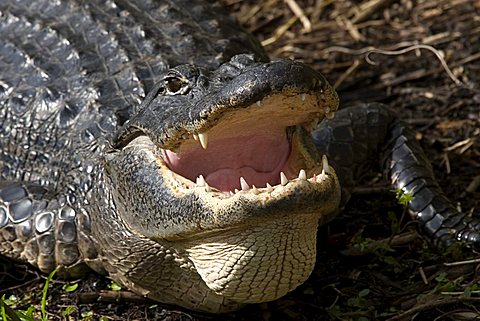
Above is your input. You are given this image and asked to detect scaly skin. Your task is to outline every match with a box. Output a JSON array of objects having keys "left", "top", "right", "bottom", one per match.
[{"left": 1, "top": 0, "right": 480, "bottom": 314}]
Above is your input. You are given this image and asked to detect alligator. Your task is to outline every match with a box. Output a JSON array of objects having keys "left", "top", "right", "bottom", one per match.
[{"left": 1, "top": 0, "right": 479, "bottom": 314}]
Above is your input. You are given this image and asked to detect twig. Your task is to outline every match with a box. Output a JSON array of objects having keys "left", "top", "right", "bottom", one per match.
[
  {"left": 351, "top": 0, "right": 395, "bottom": 24},
  {"left": 323, "top": 44, "right": 465, "bottom": 87},
  {"left": 284, "top": 0, "right": 311, "bottom": 32},
  {"left": 333, "top": 59, "right": 361, "bottom": 89},
  {"left": 335, "top": 15, "right": 364, "bottom": 41},
  {"left": 418, "top": 267, "right": 429, "bottom": 285},
  {"left": 466, "top": 175, "right": 480, "bottom": 194},
  {"left": 77, "top": 290, "right": 151, "bottom": 304},
  {"left": 364, "top": 45, "right": 463, "bottom": 86},
  {"left": 443, "top": 257, "right": 480, "bottom": 267},
  {"left": 386, "top": 297, "right": 480, "bottom": 321},
  {"left": 261, "top": 16, "right": 298, "bottom": 47},
  {"left": 444, "top": 138, "right": 473, "bottom": 152},
  {"left": 352, "top": 186, "right": 390, "bottom": 195},
  {"left": 341, "top": 232, "right": 418, "bottom": 256}
]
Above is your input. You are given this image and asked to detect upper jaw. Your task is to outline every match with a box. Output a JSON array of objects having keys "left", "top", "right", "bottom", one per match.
[{"left": 114, "top": 58, "right": 339, "bottom": 151}]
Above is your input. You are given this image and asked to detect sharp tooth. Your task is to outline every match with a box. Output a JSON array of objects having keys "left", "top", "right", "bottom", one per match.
[
  {"left": 205, "top": 182, "right": 211, "bottom": 192},
  {"left": 234, "top": 188, "right": 240, "bottom": 194},
  {"left": 193, "top": 133, "right": 198, "bottom": 141},
  {"left": 256, "top": 100, "right": 262, "bottom": 107},
  {"left": 196, "top": 175, "right": 206, "bottom": 186},
  {"left": 298, "top": 169, "right": 307, "bottom": 180},
  {"left": 322, "top": 155, "right": 330, "bottom": 174},
  {"left": 301, "top": 93, "right": 306, "bottom": 101},
  {"left": 240, "top": 177, "right": 249, "bottom": 191},
  {"left": 252, "top": 185, "right": 259, "bottom": 194},
  {"left": 229, "top": 191, "right": 234, "bottom": 196},
  {"left": 197, "top": 132, "right": 208, "bottom": 149},
  {"left": 326, "top": 112, "right": 335, "bottom": 119},
  {"left": 266, "top": 183, "right": 273, "bottom": 192},
  {"left": 280, "top": 172, "right": 288, "bottom": 186},
  {"left": 318, "top": 170, "right": 326, "bottom": 181}
]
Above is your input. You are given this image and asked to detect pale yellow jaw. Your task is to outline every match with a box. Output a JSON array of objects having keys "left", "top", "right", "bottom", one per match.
[{"left": 182, "top": 213, "right": 320, "bottom": 303}]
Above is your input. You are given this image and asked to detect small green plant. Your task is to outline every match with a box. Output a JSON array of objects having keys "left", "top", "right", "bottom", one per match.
[
  {"left": 463, "top": 284, "right": 479, "bottom": 297},
  {"left": 1, "top": 294, "right": 35, "bottom": 321},
  {"left": 0, "top": 268, "right": 59, "bottom": 321},
  {"left": 347, "top": 288, "right": 370, "bottom": 308},
  {"left": 62, "top": 283, "right": 79, "bottom": 292},
  {"left": 107, "top": 281, "right": 122, "bottom": 291},
  {"left": 387, "top": 211, "right": 401, "bottom": 234},
  {"left": 433, "top": 271, "right": 457, "bottom": 293},
  {"left": 2, "top": 296, "right": 18, "bottom": 307},
  {"left": 63, "top": 306, "right": 76, "bottom": 317},
  {"left": 326, "top": 303, "right": 341, "bottom": 320},
  {"left": 394, "top": 189, "right": 414, "bottom": 205},
  {"left": 81, "top": 311, "right": 94, "bottom": 320}
]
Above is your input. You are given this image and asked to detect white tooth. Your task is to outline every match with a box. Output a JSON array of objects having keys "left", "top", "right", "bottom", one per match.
[
  {"left": 280, "top": 172, "right": 288, "bottom": 186},
  {"left": 298, "top": 169, "right": 307, "bottom": 180},
  {"left": 326, "top": 111, "right": 335, "bottom": 119},
  {"left": 229, "top": 191, "right": 234, "bottom": 196},
  {"left": 301, "top": 93, "right": 306, "bottom": 101},
  {"left": 322, "top": 155, "right": 330, "bottom": 173},
  {"left": 251, "top": 185, "right": 259, "bottom": 194},
  {"left": 256, "top": 100, "right": 262, "bottom": 107},
  {"left": 193, "top": 133, "right": 198, "bottom": 141},
  {"left": 196, "top": 175, "right": 206, "bottom": 186},
  {"left": 266, "top": 183, "right": 273, "bottom": 192},
  {"left": 240, "top": 177, "right": 249, "bottom": 191},
  {"left": 234, "top": 188, "right": 240, "bottom": 194},
  {"left": 198, "top": 132, "right": 208, "bottom": 149},
  {"left": 318, "top": 170, "right": 326, "bottom": 181},
  {"left": 205, "top": 182, "right": 211, "bottom": 192}
]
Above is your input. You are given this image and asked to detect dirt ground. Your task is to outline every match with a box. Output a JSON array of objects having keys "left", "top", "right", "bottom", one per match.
[{"left": 1, "top": 0, "right": 480, "bottom": 320}]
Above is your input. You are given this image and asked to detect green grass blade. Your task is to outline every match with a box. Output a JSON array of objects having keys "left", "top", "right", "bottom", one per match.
[{"left": 41, "top": 268, "right": 58, "bottom": 321}]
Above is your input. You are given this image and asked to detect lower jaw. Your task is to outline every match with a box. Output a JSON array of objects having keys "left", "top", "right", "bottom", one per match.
[{"left": 181, "top": 212, "right": 320, "bottom": 303}]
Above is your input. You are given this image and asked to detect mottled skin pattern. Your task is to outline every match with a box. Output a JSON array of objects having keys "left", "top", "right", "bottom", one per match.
[{"left": 1, "top": 0, "right": 480, "bottom": 314}]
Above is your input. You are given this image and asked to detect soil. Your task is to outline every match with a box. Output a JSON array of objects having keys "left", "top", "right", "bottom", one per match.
[{"left": 1, "top": 0, "right": 480, "bottom": 320}]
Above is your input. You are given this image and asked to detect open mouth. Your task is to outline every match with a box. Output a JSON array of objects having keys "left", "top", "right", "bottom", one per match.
[
  {"left": 158, "top": 92, "right": 336, "bottom": 196},
  {"left": 107, "top": 58, "right": 342, "bottom": 240}
]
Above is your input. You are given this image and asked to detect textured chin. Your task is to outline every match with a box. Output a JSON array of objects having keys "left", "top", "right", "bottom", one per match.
[{"left": 182, "top": 213, "right": 320, "bottom": 303}]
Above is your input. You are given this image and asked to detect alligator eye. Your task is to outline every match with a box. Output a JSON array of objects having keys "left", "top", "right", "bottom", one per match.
[{"left": 165, "top": 77, "right": 187, "bottom": 95}]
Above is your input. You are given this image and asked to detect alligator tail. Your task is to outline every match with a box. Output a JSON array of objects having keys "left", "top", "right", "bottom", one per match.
[
  {"left": 314, "top": 102, "right": 480, "bottom": 249},
  {"left": 384, "top": 117, "right": 480, "bottom": 248}
]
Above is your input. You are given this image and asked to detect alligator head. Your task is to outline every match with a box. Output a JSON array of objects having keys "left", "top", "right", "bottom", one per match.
[{"left": 102, "top": 54, "right": 341, "bottom": 312}]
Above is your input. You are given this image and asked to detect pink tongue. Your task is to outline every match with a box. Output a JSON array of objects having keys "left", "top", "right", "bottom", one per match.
[{"left": 163, "top": 134, "right": 290, "bottom": 192}]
